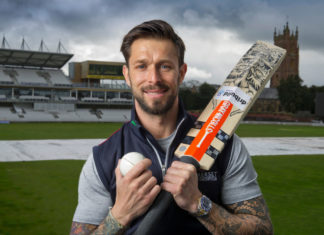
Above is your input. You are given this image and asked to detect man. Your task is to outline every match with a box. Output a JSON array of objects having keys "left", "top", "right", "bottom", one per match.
[{"left": 70, "top": 20, "right": 273, "bottom": 235}]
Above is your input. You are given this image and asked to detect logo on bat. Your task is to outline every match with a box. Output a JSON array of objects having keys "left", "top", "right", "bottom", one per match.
[
  {"left": 223, "top": 91, "right": 247, "bottom": 105},
  {"left": 215, "top": 86, "right": 251, "bottom": 111}
]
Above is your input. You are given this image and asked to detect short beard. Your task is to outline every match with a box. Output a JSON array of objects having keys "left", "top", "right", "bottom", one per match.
[
  {"left": 136, "top": 92, "right": 177, "bottom": 115},
  {"left": 131, "top": 82, "right": 179, "bottom": 115}
]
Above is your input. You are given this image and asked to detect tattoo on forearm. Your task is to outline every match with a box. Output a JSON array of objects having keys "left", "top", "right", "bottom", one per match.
[
  {"left": 70, "top": 222, "right": 97, "bottom": 235},
  {"left": 70, "top": 211, "right": 126, "bottom": 235},
  {"left": 227, "top": 196, "right": 270, "bottom": 221},
  {"left": 92, "top": 211, "right": 126, "bottom": 235},
  {"left": 197, "top": 196, "right": 273, "bottom": 235}
]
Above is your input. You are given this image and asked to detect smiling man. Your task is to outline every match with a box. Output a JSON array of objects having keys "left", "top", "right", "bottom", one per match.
[
  {"left": 123, "top": 37, "right": 186, "bottom": 139},
  {"left": 70, "top": 20, "right": 273, "bottom": 235}
]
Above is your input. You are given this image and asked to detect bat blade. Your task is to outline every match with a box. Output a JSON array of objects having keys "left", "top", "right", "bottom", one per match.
[{"left": 175, "top": 41, "right": 286, "bottom": 170}]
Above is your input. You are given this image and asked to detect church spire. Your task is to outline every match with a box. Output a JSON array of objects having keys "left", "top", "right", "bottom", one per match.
[
  {"left": 283, "top": 22, "right": 290, "bottom": 36},
  {"left": 271, "top": 22, "right": 300, "bottom": 88}
]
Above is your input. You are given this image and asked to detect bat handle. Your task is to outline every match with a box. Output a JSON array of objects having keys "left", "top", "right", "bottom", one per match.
[
  {"left": 133, "top": 156, "right": 200, "bottom": 235},
  {"left": 180, "top": 155, "right": 200, "bottom": 170},
  {"left": 133, "top": 189, "right": 173, "bottom": 235}
]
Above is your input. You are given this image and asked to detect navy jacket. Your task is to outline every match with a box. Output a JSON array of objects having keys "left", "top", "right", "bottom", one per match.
[{"left": 93, "top": 101, "right": 233, "bottom": 234}]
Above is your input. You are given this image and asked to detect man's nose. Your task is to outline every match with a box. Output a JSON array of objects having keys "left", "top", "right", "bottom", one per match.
[{"left": 149, "top": 67, "right": 162, "bottom": 83}]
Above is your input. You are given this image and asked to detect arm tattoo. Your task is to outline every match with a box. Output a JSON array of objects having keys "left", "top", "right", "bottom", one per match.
[
  {"left": 70, "top": 211, "right": 126, "bottom": 235},
  {"left": 70, "top": 222, "right": 97, "bottom": 235},
  {"left": 227, "top": 196, "right": 270, "bottom": 220},
  {"left": 197, "top": 196, "right": 273, "bottom": 235},
  {"left": 92, "top": 210, "right": 126, "bottom": 235}
]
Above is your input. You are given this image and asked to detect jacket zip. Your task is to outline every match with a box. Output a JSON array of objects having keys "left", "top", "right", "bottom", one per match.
[{"left": 146, "top": 117, "right": 186, "bottom": 177}]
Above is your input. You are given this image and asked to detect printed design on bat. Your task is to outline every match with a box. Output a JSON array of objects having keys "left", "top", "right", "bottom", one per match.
[{"left": 223, "top": 41, "right": 285, "bottom": 97}]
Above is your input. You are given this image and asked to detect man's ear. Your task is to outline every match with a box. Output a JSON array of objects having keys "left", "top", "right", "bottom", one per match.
[
  {"left": 179, "top": 63, "right": 187, "bottom": 85},
  {"left": 123, "top": 65, "right": 131, "bottom": 87}
]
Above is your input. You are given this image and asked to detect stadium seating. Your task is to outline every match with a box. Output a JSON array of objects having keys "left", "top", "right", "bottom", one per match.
[
  {"left": 34, "top": 102, "right": 75, "bottom": 112},
  {"left": 1, "top": 68, "right": 71, "bottom": 87},
  {"left": 19, "top": 95, "right": 50, "bottom": 101},
  {"left": 81, "top": 97, "right": 104, "bottom": 102},
  {"left": 48, "top": 70, "right": 72, "bottom": 86},
  {"left": 100, "top": 109, "right": 131, "bottom": 122},
  {"left": 0, "top": 69, "right": 14, "bottom": 84},
  {"left": 15, "top": 69, "right": 49, "bottom": 86},
  {"left": 13, "top": 104, "right": 25, "bottom": 115},
  {"left": 0, "top": 107, "right": 16, "bottom": 121},
  {"left": 0, "top": 105, "right": 131, "bottom": 122},
  {"left": 108, "top": 98, "right": 133, "bottom": 105},
  {"left": 0, "top": 68, "right": 71, "bottom": 87},
  {"left": 59, "top": 96, "right": 77, "bottom": 102},
  {"left": 23, "top": 110, "right": 55, "bottom": 122}
]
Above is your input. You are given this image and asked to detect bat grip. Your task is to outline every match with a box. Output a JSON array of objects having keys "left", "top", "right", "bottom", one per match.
[
  {"left": 180, "top": 155, "right": 200, "bottom": 170},
  {"left": 133, "top": 156, "right": 200, "bottom": 235}
]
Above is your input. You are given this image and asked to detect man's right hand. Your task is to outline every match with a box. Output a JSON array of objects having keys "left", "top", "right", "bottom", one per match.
[{"left": 111, "top": 159, "right": 161, "bottom": 226}]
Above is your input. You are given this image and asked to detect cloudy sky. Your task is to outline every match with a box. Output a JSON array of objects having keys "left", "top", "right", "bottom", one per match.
[{"left": 1, "top": 0, "right": 323, "bottom": 86}]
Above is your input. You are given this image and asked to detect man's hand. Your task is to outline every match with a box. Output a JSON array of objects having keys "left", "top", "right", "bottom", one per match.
[
  {"left": 111, "top": 159, "right": 161, "bottom": 226},
  {"left": 161, "top": 160, "right": 202, "bottom": 214}
]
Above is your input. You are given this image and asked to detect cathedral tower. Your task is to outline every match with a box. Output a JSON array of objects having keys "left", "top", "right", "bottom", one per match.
[{"left": 270, "top": 22, "right": 299, "bottom": 88}]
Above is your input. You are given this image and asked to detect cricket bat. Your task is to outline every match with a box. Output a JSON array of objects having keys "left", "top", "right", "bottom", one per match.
[{"left": 134, "top": 41, "right": 286, "bottom": 235}]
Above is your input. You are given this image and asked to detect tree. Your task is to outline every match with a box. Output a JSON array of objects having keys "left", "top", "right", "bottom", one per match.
[
  {"left": 198, "top": 83, "right": 216, "bottom": 108},
  {"left": 277, "top": 75, "right": 313, "bottom": 113},
  {"left": 179, "top": 88, "right": 199, "bottom": 110},
  {"left": 180, "top": 82, "right": 216, "bottom": 111}
]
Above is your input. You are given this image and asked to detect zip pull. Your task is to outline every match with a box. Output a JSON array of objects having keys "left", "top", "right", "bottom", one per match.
[{"left": 161, "top": 165, "right": 166, "bottom": 177}]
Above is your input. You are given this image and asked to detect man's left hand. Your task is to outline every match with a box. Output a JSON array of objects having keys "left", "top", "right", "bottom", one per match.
[{"left": 161, "top": 160, "right": 202, "bottom": 214}]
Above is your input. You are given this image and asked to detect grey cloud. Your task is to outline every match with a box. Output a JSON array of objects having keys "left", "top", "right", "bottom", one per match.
[
  {"left": 171, "top": 0, "right": 324, "bottom": 52},
  {"left": 0, "top": 0, "right": 323, "bottom": 86}
]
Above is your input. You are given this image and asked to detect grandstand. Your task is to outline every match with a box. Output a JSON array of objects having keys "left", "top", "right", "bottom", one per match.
[{"left": 0, "top": 38, "right": 132, "bottom": 122}]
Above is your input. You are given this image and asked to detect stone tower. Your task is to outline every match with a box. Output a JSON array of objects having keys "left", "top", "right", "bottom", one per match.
[{"left": 270, "top": 22, "right": 299, "bottom": 88}]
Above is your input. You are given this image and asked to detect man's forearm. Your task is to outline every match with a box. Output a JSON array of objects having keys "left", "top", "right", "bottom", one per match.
[
  {"left": 197, "top": 196, "right": 273, "bottom": 235},
  {"left": 70, "top": 210, "right": 126, "bottom": 235},
  {"left": 92, "top": 209, "right": 127, "bottom": 235}
]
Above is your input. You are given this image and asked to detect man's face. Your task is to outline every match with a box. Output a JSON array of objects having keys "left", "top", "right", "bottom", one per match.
[{"left": 123, "top": 38, "right": 187, "bottom": 115}]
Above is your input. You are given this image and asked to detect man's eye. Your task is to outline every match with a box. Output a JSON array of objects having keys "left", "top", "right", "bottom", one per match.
[
  {"left": 136, "top": 64, "right": 145, "bottom": 69},
  {"left": 161, "top": 65, "right": 171, "bottom": 69}
]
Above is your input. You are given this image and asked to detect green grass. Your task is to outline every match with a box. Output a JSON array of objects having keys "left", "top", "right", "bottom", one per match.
[
  {"left": 0, "top": 160, "right": 84, "bottom": 235},
  {"left": 0, "top": 122, "right": 324, "bottom": 140},
  {"left": 0, "top": 122, "right": 123, "bottom": 140},
  {"left": 252, "top": 155, "right": 324, "bottom": 235},
  {"left": 0, "top": 156, "right": 323, "bottom": 234}
]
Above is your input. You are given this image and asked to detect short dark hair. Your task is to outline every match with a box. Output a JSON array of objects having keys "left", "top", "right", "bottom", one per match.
[{"left": 120, "top": 19, "right": 186, "bottom": 67}]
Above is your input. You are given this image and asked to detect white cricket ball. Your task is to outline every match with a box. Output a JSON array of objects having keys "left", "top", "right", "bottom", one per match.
[{"left": 120, "top": 152, "right": 145, "bottom": 176}]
